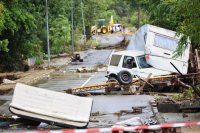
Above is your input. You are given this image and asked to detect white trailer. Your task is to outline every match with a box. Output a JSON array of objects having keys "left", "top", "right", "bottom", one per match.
[{"left": 127, "top": 24, "right": 190, "bottom": 74}]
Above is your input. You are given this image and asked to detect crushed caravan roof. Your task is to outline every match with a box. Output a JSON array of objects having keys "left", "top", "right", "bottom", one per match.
[{"left": 144, "top": 24, "right": 179, "bottom": 39}]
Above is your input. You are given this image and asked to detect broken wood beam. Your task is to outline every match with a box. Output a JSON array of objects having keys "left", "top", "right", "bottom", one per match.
[
  {"left": 195, "top": 49, "right": 200, "bottom": 71},
  {"left": 137, "top": 73, "right": 152, "bottom": 93},
  {"left": 177, "top": 78, "right": 191, "bottom": 89}
]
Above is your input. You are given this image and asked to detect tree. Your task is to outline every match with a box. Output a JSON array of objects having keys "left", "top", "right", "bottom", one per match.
[
  {"left": 148, "top": 0, "right": 178, "bottom": 30},
  {"left": 175, "top": 0, "right": 200, "bottom": 55},
  {"left": 147, "top": 0, "right": 200, "bottom": 55},
  {"left": 0, "top": 0, "right": 41, "bottom": 71},
  {"left": 0, "top": 2, "right": 9, "bottom": 52},
  {"left": 50, "top": 15, "right": 71, "bottom": 54}
]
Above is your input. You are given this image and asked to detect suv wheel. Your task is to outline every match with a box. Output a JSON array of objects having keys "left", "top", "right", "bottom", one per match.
[{"left": 117, "top": 70, "right": 132, "bottom": 85}]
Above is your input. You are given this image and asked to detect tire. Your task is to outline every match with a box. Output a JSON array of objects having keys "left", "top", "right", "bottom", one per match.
[
  {"left": 75, "top": 54, "right": 80, "bottom": 60},
  {"left": 117, "top": 70, "right": 132, "bottom": 85},
  {"left": 101, "top": 28, "right": 107, "bottom": 34},
  {"left": 106, "top": 77, "right": 117, "bottom": 93},
  {"left": 107, "top": 77, "right": 117, "bottom": 82}
]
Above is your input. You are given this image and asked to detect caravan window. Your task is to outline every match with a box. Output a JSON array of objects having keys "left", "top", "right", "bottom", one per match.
[
  {"left": 154, "top": 34, "right": 179, "bottom": 51},
  {"left": 110, "top": 54, "right": 122, "bottom": 66}
]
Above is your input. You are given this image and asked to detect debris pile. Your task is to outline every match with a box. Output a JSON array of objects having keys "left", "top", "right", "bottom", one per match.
[
  {"left": 76, "top": 64, "right": 107, "bottom": 73},
  {"left": 71, "top": 53, "right": 83, "bottom": 62}
]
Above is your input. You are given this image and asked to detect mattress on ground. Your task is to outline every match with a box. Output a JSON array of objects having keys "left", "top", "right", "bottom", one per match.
[{"left": 9, "top": 83, "right": 93, "bottom": 128}]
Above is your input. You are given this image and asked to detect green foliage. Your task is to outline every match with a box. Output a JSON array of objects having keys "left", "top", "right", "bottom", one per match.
[
  {"left": 0, "top": 2, "right": 5, "bottom": 31},
  {"left": 109, "top": 0, "right": 131, "bottom": 19},
  {"left": 83, "top": 0, "right": 114, "bottom": 26},
  {"left": 148, "top": 0, "right": 178, "bottom": 30},
  {"left": 175, "top": 0, "right": 200, "bottom": 55},
  {"left": 35, "top": 57, "right": 43, "bottom": 65},
  {"left": 85, "top": 39, "right": 99, "bottom": 49},
  {"left": 147, "top": 0, "right": 200, "bottom": 55},
  {"left": 130, "top": 10, "right": 149, "bottom": 27},
  {"left": 50, "top": 15, "right": 71, "bottom": 54},
  {"left": 0, "top": 0, "right": 42, "bottom": 71},
  {"left": 172, "top": 88, "right": 194, "bottom": 101},
  {"left": 0, "top": 39, "right": 9, "bottom": 52}
]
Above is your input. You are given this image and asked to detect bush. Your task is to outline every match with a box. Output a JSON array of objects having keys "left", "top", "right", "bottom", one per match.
[
  {"left": 23, "top": 65, "right": 30, "bottom": 71},
  {"left": 35, "top": 57, "right": 43, "bottom": 65}
]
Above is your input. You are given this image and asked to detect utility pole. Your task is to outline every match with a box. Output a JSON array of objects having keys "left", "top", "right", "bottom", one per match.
[
  {"left": 94, "top": 0, "right": 98, "bottom": 42},
  {"left": 137, "top": 1, "right": 141, "bottom": 28},
  {"left": 81, "top": 0, "right": 86, "bottom": 39},
  {"left": 71, "top": 0, "right": 74, "bottom": 53},
  {"left": 45, "top": 0, "right": 50, "bottom": 68}
]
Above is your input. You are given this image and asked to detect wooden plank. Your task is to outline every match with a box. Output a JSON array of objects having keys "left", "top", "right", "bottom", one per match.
[
  {"left": 137, "top": 73, "right": 152, "bottom": 93},
  {"left": 195, "top": 49, "right": 200, "bottom": 70}
]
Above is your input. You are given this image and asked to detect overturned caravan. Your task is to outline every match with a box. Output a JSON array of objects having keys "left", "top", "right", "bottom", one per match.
[
  {"left": 127, "top": 24, "right": 190, "bottom": 75},
  {"left": 9, "top": 83, "right": 93, "bottom": 128},
  {"left": 106, "top": 24, "right": 190, "bottom": 85}
]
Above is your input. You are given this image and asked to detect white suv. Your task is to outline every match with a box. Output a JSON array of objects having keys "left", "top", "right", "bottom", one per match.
[{"left": 106, "top": 50, "right": 171, "bottom": 85}]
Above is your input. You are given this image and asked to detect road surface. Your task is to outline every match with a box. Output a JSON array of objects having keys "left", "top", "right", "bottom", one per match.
[
  {"left": 34, "top": 48, "right": 155, "bottom": 128},
  {"left": 0, "top": 34, "right": 155, "bottom": 130}
]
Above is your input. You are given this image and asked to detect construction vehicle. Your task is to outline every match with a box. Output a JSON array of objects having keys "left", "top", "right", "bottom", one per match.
[{"left": 91, "top": 16, "right": 116, "bottom": 34}]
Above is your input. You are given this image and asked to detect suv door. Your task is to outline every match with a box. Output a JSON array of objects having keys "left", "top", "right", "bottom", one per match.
[{"left": 122, "top": 56, "right": 138, "bottom": 78}]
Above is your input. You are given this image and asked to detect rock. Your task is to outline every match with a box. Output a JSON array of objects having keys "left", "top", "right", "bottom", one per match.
[
  {"left": 76, "top": 67, "right": 97, "bottom": 73},
  {"left": 2, "top": 79, "right": 16, "bottom": 84},
  {"left": 114, "top": 117, "right": 143, "bottom": 126}
]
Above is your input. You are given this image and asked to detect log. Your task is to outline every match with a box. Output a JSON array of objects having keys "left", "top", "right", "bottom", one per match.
[
  {"left": 195, "top": 49, "right": 200, "bottom": 71},
  {"left": 137, "top": 73, "right": 152, "bottom": 93}
]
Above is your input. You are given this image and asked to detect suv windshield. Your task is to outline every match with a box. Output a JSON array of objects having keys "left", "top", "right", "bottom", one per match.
[{"left": 136, "top": 56, "right": 152, "bottom": 68}]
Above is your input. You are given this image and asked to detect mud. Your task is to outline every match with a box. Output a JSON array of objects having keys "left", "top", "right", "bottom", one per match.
[
  {"left": 0, "top": 100, "right": 5, "bottom": 106},
  {"left": 66, "top": 49, "right": 113, "bottom": 70},
  {"left": 88, "top": 95, "right": 154, "bottom": 128},
  {"left": 35, "top": 70, "right": 92, "bottom": 91},
  {"left": 92, "top": 34, "right": 132, "bottom": 48}
]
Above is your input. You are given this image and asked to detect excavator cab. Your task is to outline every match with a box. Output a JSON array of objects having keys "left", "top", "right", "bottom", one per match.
[
  {"left": 97, "top": 19, "right": 108, "bottom": 34},
  {"left": 91, "top": 16, "right": 114, "bottom": 34},
  {"left": 98, "top": 19, "right": 106, "bottom": 28}
]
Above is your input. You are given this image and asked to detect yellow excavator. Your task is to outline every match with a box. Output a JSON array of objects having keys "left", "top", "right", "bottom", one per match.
[{"left": 91, "top": 16, "right": 114, "bottom": 34}]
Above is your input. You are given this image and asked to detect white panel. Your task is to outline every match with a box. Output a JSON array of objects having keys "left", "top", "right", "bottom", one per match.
[{"left": 10, "top": 83, "right": 93, "bottom": 126}]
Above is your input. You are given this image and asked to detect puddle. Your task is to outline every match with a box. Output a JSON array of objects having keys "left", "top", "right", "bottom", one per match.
[
  {"left": 91, "top": 95, "right": 153, "bottom": 113},
  {"left": 34, "top": 70, "right": 92, "bottom": 91},
  {"left": 88, "top": 95, "right": 154, "bottom": 128}
]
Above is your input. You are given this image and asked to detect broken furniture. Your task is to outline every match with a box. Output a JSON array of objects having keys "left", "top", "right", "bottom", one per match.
[
  {"left": 71, "top": 54, "right": 83, "bottom": 62},
  {"left": 9, "top": 83, "right": 93, "bottom": 128}
]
